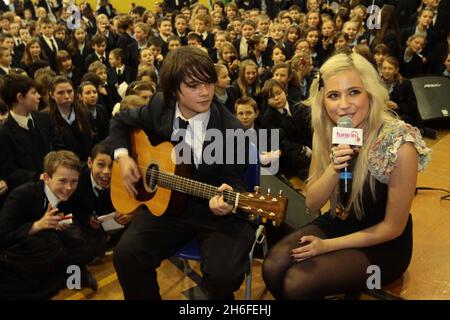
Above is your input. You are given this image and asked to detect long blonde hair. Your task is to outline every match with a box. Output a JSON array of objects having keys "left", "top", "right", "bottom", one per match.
[{"left": 305, "top": 53, "right": 393, "bottom": 219}]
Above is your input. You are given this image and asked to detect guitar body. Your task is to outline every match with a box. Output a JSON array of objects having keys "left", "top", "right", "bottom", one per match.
[{"left": 111, "top": 130, "right": 189, "bottom": 215}]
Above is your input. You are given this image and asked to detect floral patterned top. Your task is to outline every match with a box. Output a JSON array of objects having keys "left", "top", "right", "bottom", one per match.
[{"left": 368, "top": 119, "right": 431, "bottom": 184}]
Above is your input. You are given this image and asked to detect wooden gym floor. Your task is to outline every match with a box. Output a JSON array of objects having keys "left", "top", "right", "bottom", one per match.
[{"left": 53, "top": 130, "right": 450, "bottom": 300}]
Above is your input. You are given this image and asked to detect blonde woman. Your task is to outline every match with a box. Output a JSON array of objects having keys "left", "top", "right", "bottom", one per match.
[{"left": 262, "top": 53, "right": 430, "bottom": 299}]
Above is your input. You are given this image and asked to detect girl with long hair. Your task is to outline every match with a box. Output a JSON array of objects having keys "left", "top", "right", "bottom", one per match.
[{"left": 262, "top": 53, "right": 430, "bottom": 299}]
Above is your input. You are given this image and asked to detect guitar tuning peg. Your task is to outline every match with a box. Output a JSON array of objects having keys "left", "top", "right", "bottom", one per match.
[
  {"left": 253, "top": 186, "right": 260, "bottom": 194},
  {"left": 279, "top": 190, "right": 283, "bottom": 196},
  {"left": 267, "top": 188, "right": 271, "bottom": 196}
]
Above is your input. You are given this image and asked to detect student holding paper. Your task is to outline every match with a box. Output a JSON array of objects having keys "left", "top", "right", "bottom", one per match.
[
  {"left": 70, "top": 143, "right": 132, "bottom": 259},
  {"left": 0, "top": 150, "right": 97, "bottom": 299},
  {"left": 262, "top": 53, "right": 431, "bottom": 299}
]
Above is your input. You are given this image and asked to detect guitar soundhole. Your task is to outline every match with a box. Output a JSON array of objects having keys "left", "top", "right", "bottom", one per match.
[{"left": 144, "top": 164, "right": 159, "bottom": 193}]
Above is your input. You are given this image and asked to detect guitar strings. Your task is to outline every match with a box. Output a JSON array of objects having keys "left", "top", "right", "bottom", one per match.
[{"left": 123, "top": 164, "right": 282, "bottom": 217}]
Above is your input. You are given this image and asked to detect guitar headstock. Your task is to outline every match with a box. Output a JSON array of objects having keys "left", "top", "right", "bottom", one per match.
[{"left": 238, "top": 186, "right": 288, "bottom": 226}]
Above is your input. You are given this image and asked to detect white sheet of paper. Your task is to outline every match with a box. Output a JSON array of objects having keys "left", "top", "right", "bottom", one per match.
[{"left": 97, "top": 211, "right": 125, "bottom": 232}]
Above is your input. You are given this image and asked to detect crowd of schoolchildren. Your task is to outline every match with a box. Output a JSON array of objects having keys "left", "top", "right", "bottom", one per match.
[{"left": 0, "top": 0, "right": 448, "bottom": 299}]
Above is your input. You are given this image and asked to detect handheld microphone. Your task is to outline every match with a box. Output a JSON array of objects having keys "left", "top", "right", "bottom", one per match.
[{"left": 337, "top": 116, "right": 353, "bottom": 195}]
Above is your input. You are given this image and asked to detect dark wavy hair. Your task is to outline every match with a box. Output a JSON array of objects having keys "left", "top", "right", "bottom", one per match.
[{"left": 158, "top": 46, "right": 217, "bottom": 104}]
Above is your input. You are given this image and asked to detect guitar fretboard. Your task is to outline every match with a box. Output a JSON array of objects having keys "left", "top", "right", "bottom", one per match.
[{"left": 150, "top": 169, "right": 238, "bottom": 205}]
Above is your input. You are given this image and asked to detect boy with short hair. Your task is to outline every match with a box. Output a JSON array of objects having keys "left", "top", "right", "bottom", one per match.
[
  {"left": 0, "top": 47, "right": 12, "bottom": 75},
  {"left": 85, "top": 34, "right": 109, "bottom": 70},
  {"left": 70, "top": 143, "right": 133, "bottom": 261},
  {"left": 38, "top": 18, "right": 66, "bottom": 71},
  {"left": 88, "top": 61, "right": 121, "bottom": 115},
  {"left": 0, "top": 150, "right": 97, "bottom": 299},
  {"left": 0, "top": 74, "right": 52, "bottom": 191}
]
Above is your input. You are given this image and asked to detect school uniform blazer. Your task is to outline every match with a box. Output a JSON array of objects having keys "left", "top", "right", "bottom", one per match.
[
  {"left": 108, "top": 92, "right": 249, "bottom": 218},
  {"left": 0, "top": 180, "right": 72, "bottom": 250},
  {"left": 126, "top": 41, "right": 142, "bottom": 71},
  {"left": 107, "top": 65, "right": 135, "bottom": 86},
  {"left": 116, "top": 32, "right": 136, "bottom": 52},
  {"left": 390, "top": 79, "right": 423, "bottom": 127},
  {"left": 69, "top": 167, "right": 114, "bottom": 225},
  {"left": 0, "top": 112, "right": 53, "bottom": 190},
  {"left": 85, "top": 52, "right": 110, "bottom": 70},
  {"left": 38, "top": 36, "right": 67, "bottom": 71}
]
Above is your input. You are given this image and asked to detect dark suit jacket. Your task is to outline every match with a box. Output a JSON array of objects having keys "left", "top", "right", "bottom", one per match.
[
  {"left": 38, "top": 36, "right": 67, "bottom": 71},
  {"left": 107, "top": 65, "right": 135, "bottom": 86},
  {"left": 85, "top": 52, "right": 110, "bottom": 70},
  {"left": 69, "top": 167, "right": 114, "bottom": 225},
  {"left": 116, "top": 32, "right": 136, "bottom": 52},
  {"left": 259, "top": 101, "right": 311, "bottom": 179},
  {"left": 70, "top": 42, "right": 93, "bottom": 75},
  {"left": 108, "top": 92, "right": 249, "bottom": 218},
  {"left": 0, "top": 112, "right": 53, "bottom": 190},
  {"left": 126, "top": 41, "right": 142, "bottom": 71},
  {"left": 0, "top": 180, "right": 71, "bottom": 250},
  {"left": 390, "top": 79, "right": 422, "bottom": 127}
]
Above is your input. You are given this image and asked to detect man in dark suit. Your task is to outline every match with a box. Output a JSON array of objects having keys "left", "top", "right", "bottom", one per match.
[
  {"left": 109, "top": 47, "right": 256, "bottom": 300},
  {"left": 0, "top": 150, "right": 97, "bottom": 299},
  {"left": 0, "top": 75, "right": 53, "bottom": 192}
]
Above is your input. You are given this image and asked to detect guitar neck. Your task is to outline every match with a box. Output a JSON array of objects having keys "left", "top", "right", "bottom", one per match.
[{"left": 156, "top": 171, "right": 238, "bottom": 205}]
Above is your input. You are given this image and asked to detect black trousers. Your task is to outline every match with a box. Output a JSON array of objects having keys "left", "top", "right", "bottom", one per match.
[{"left": 113, "top": 207, "right": 256, "bottom": 300}]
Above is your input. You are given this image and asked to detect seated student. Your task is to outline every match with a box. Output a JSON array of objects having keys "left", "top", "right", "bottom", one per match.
[
  {"left": 85, "top": 34, "right": 109, "bottom": 71},
  {"left": 187, "top": 32, "right": 209, "bottom": 54},
  {"left": 0, "top": 46, "right": 12, "bottom": 75},
  {"left": 259, "top": 79, "right": 312, "bottom": 180},
  {"left": 214, "top": 63, "right": 234, "bottom": 113},
  {"left": 46, "top": 76, "right": 96, "bottom": 162},
  {"left": 0, "top": 98, "right": 7, "bottom": 208},
  {"left": 56, "top": 50, "right": 83, "bottom": 87},
  {"left": 381, "top": 56, "right": 438, "bottom": 139},
  {"left": 0, "top": 74, "right": 53, "bottom": 191},
  {"left": 33, "top": 67, "right": 56, "bottom": 110},
  {"left": 167, "top": 35, "right": 182, "bottom": 52},
  {"left": 173, "top": 14, "right": 190, "bottom": 45},
  {"left": 0, "top": 150, "right": 97, "bottom": 299},
  {"left": 155, "top": 16, "right": 172, "bottom": 56},
  {"left": 373, "top": 43, "right": 390, "bottom": 75},
  {"left": 112, "top": 95, "right": 147, "bottom": 116},
  {"left": 20, "top": 38, "right": 49, "bottom": 78},
  {"left": 111, "top": 81, "right": 155, "bottom": 116},
  {"left": 228, "top": 59, "right": 263, "bottom": 111},
  {"left": 88, "top": 61, "right": 121, "bottom": 116},
  {"left": 70, "top": 143, "right": 133, "bottom": 261},
  {"left": 37, "top": 18, "right": 67, "bottom": 72},
  {"left": 76, "top": 81, "right": 109, "bottom": 143},
  {"left": 400, "top": 34, "right": 427, "bottom": 78},
  {"left": 126, "top": 22, "right": 150, "bottom": 72},
  {"left": 108, "top": 48, "right": 134, "bottom": 87},
  {"left": 442, "top": 50, "right": 450, "bottom": 79}
]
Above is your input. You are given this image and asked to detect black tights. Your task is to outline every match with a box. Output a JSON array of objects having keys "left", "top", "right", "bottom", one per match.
[{"left": 262, "top": 224, "right": 372, "bottom": 299}]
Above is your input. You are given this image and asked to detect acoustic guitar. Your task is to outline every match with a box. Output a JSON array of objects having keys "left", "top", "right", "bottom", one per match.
[{"left": 111, "top": 130, "right": 287, "bottom": 226}]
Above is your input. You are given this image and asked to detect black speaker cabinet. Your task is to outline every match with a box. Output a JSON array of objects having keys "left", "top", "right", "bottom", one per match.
[{"left": 410, "top": 76, "right": 450, "bottom": 121}]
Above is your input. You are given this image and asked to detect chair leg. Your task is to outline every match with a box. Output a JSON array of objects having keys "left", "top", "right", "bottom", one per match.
[{"left": 245, "top": 225, "right": 268, "bottom": 300}]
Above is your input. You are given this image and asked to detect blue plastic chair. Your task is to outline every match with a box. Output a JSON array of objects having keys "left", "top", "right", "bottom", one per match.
[{"left": 174, "top": 143, "right": 268, "bottom": 300}]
